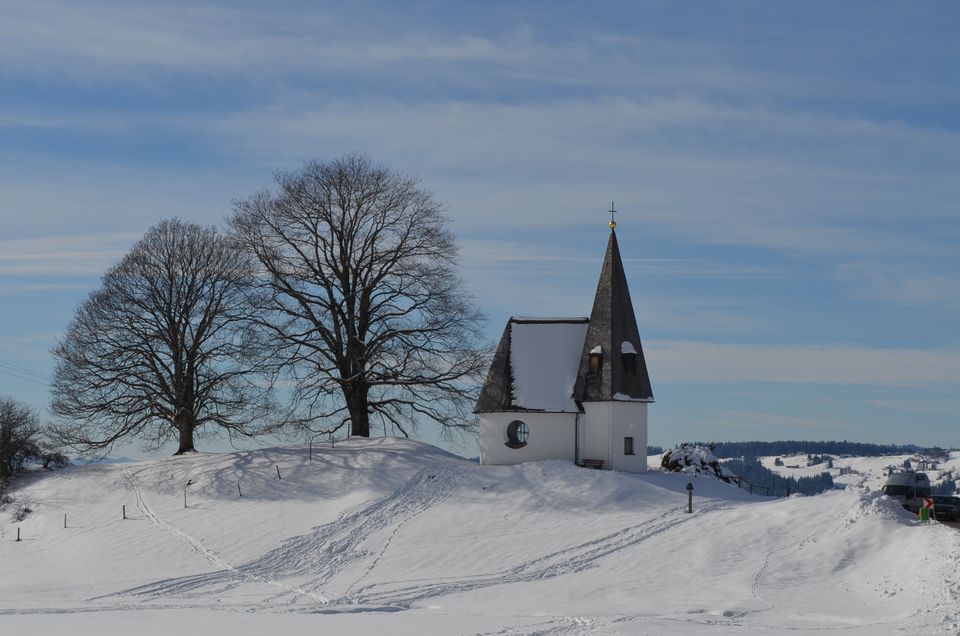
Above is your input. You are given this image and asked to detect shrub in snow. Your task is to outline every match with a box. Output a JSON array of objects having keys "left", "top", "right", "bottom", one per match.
[
  {"left": 807, "top": 454, "right": 832, "bottom": 467},
  {"left": 0, "top": 397, "right": 67, "bottom": 477},
  {"left": 661, "top": 444, "right": 734, "bottom": 482}
]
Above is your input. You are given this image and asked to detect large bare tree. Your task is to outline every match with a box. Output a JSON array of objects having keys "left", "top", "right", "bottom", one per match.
[
  {"left": 230, "top": 154, "right": 486, "bottom": 438},
  {"left": 51, "top": 219, "right": 273, "bottom": 455}
]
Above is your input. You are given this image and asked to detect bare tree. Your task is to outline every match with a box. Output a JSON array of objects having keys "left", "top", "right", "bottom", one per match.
[
  {"left": 51, "top": 219, "right": 273, "bottom": 455},
  {"left": 0, "top": 398, "right": 43, "bottom": 479},
  {"left": 230, "top": 154, "right": 487, "bottom": 438}
]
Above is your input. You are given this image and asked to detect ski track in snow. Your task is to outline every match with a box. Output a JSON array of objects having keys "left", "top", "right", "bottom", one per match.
[
  {"left": 347, "top": 501, "right": 726, "bottom": 608},
  {"left": 107, "top": 466, "right": 332, "bottom": 605},
  {"left": 750, "top": 516, "right": 835, "bottom": 611},
  {"left": 110, "top": 464, "right": 461, "bottom": 607},
  {"left": 496, "top": 615, "right": 598, "bottom": 636},
  {"left": 104, "top": 461, "right": 728, "bottom": 613}
]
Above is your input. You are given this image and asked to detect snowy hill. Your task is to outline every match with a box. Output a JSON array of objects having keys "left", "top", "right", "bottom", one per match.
[
  {"left": 761, "top": 450, "right": 960, "bottom": 493},
  {"left": 2, "top": 438, "right": 960, "bottom": 635}
]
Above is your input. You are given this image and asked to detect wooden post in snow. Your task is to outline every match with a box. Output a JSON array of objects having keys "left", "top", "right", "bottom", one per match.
[
  {"left": 122, "top": 505, "right": 126, "bottom": 520},
  {"left": 238, "top": 482, "right": 242, "bottom": 497},
  {"left": 276, "top": 465, "right": 282, "bottom": 480}
]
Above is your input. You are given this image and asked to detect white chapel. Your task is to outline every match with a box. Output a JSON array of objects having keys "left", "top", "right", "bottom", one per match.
[{"left": 475, "top": 218, "right": 654, "bottom": 473}]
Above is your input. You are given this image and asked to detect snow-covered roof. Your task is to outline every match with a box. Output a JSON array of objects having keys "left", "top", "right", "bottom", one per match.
[
  {"left": 621, "top": 341, "right": 637, "bottom": 355},
  {"left": 510, "top": 320, "right": 589, "bottom": 411},
  {"left": 475, "top": 317, "right": 588, "bottom": 413}
]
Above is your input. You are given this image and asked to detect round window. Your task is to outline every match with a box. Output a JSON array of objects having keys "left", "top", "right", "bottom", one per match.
[{"left": 505, "top": 420, "right": 529, "bottom": 448}]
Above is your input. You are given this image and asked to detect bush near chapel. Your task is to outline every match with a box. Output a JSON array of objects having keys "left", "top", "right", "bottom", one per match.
[{"left": 661, "top": 444, "right": 734, "bottom": 482}]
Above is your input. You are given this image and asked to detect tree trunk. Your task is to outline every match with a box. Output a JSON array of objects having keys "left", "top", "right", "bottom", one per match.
[
  {"left": 346, "top": 385, "right": 370, "bottom": 437},
  {"left": 173, "top": 411, "right": 195, "bottom": 455}
]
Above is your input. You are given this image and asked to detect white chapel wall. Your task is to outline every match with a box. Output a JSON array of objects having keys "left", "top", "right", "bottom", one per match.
[
  {"left": 579, "top": 402, "right": 611, "bottom": 466},
  {"left": 609, "top": 401, "right": 647, "bottom": 473},
  {"left": 580, "top": 402, "right": 647, "bottom": 473},
  {"left": 479, "top": 412, "right": 577, "bottom": 465}
]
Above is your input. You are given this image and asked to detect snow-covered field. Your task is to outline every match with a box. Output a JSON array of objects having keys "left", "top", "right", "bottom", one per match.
[
  {"left": 2, "top": 438, "right": 959, "bottom": 635},
  {"left": 762, "top": 451, "right": 960, "bottom": 494}
]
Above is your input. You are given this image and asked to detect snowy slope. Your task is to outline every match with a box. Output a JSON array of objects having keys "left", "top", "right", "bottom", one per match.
[{"left": 2, "top": 438, "right": 959, "bottom": 635}]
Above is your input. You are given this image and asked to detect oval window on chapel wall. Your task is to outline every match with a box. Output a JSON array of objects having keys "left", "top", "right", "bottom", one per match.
[{"left": 505, "top": 420, "right": 529, "bottom": 448}]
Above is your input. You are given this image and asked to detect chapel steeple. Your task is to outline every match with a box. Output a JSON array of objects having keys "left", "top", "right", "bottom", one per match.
[{"left": 573, "top": 221, "right": 654, "bottom": 403}]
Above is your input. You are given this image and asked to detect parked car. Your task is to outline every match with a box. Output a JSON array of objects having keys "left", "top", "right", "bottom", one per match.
[
  {"left": 881, "top": 470, "right": 931, "bottom": 514},
  {"left": 932, "top": 496, "right": 960, "bottom": 521}
]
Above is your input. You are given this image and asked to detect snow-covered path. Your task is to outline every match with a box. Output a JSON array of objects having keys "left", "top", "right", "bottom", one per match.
[{"left": 2, "top": 439, "right": 959, "bottom": 635}]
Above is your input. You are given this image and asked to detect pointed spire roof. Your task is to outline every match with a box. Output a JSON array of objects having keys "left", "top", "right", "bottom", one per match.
[{"left": 573, "top": 228, "right": 654, "bottom": 403}]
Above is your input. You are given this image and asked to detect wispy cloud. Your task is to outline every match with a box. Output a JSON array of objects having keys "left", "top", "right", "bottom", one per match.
[
  {"left": 647, "top": 340, "right": 960, "bottom": 385},
  {"left": 208, "top": 96, "right": 957, "bottom": 259},
  {"left": 2, "top": 3, "right": 956, "bottom": 265},
  {"left": 460, "top": 238, "right": 791, "bottom": 278},
  {"left": 712, "top": 410, "right": 836, "bottom": 431},
  {"left": 0, "top": 234, "right": 138, "bottom": 275},
  {"left": 836, "top": 262, "right": 960, "bottom": 307},
  {"left": 867, "top": 398, "right": 953, "bottom": 414},
  {"left": 0, "top": 282, "right": 93, "bottom": 296},
  {"left": 0, "top": 3, "right": 582, "bottom": 82}
]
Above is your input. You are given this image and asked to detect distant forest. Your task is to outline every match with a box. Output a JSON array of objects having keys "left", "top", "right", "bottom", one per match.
[
  {"left": 694, "top": 440, "right": 952, "bottom": 461},
  {"left": 723, "top": 458, "right": 835, "bottom": 497}
]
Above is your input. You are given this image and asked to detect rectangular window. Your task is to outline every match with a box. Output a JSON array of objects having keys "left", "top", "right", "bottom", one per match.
[{"left": 624, "top": 437, "right": 635, "bottom": 455}]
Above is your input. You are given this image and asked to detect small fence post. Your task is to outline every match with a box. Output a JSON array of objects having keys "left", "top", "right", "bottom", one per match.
[
  {"left": 330, "top": 432, "right": 334, "bottom": 449},
  {"left": 122, "top": 505, "right": 126, "bottom": 520},
  {"left": 64, "top": 513, "right": 67, "bottom": 528},
  {"left": 309, "top": 439, "right": 312, "bottom": 462},
  {"left": 16, "top": 527, "right": 21, "bottom": 542},
  {"left": 686, "top": 482, "right": 694, "bottom": 513},
  {"left": 238, "top": 482, "right": 242, "bottom": 497},
  {"left": 276, "top": 465, "right": 282, "bottom": 480}
]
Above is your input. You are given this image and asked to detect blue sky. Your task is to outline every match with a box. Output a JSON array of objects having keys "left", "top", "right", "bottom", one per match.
[{"left": 2, "top": 1, "right": 959, "bottom": 457}]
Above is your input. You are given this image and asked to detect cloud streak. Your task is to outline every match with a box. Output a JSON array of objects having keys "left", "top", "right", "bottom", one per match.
[
  {"left": 207, "top": 96, "right": 958, "bottom": 259},
  {"left": 648, "top": 340, "right": 960, "bottom": 386},
  {"left": 0, "top": 234, "right": 138, "bottom": 275}
]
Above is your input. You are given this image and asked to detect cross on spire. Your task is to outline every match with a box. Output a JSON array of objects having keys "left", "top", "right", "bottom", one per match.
[{"left": 609, "top": 201, "right": 617, "bottom": 230}]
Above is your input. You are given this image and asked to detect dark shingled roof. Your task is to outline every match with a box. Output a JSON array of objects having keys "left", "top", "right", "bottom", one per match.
[
  {"left": 475, "top": 321, "right": 514, "bottom": 413},
  {"left": 573, "top": 229, "right": 654, "bottom": 403}
]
